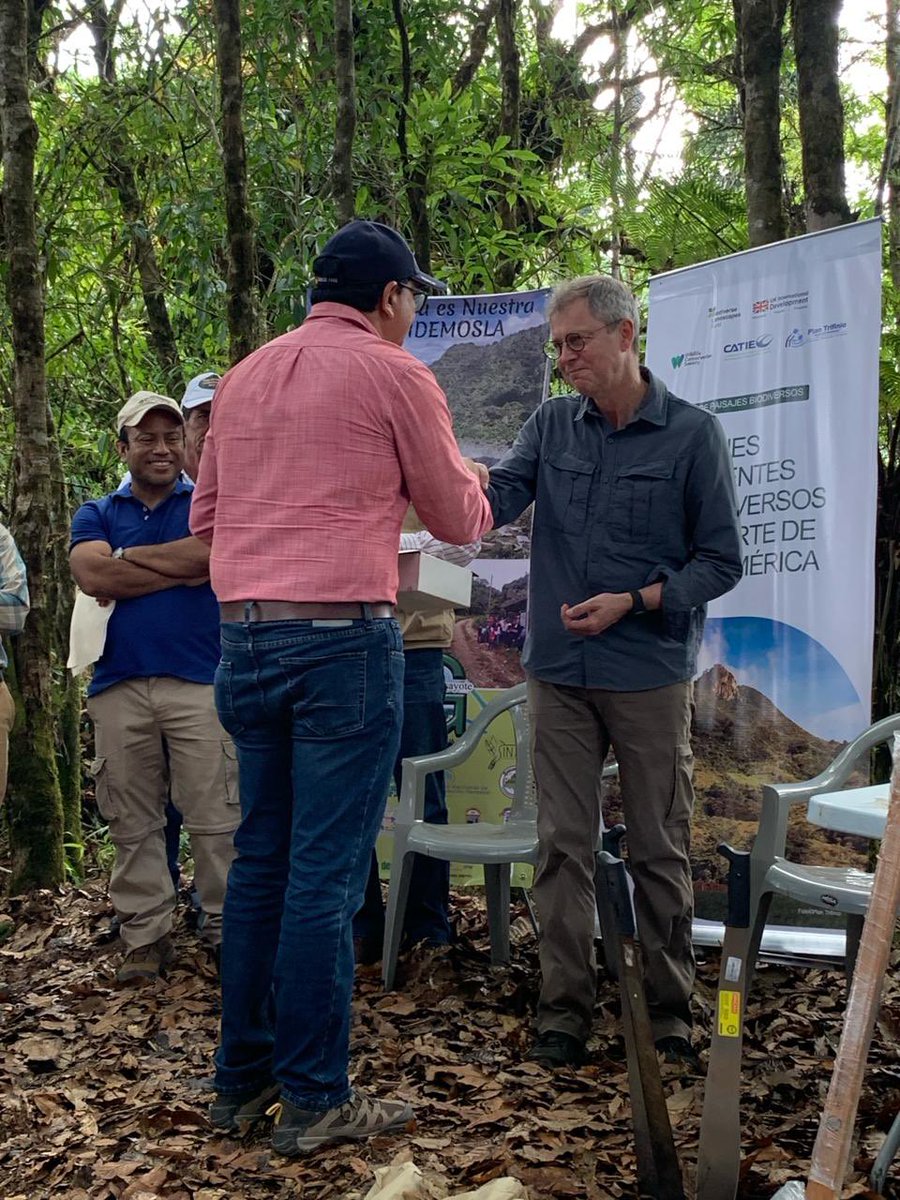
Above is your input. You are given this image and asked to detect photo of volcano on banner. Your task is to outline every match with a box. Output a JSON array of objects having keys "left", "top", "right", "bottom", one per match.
[
  {"left": 404, "top": 290, "right": 549, "bottom": 564},
  {"left": 602, "top": 616, "right": 870, "bottom": 911}
]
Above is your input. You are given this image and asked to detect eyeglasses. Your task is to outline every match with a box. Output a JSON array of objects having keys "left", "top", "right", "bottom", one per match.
[
  {"left": 397, "top": 283, "right": 428, "bottom": 313},
  {"left": 543, "top": 320, "right": 621, "bottom": 362}
]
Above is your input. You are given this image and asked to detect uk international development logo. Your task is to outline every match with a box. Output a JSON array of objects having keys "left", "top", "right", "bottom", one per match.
[{"left": 752, "top": 299, "right": 769, "bottom": 315}]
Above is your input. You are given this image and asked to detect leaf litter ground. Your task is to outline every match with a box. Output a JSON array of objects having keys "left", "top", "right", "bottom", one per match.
[{"left": 1, "top": 884, "right": 898, "bottom": 1199}]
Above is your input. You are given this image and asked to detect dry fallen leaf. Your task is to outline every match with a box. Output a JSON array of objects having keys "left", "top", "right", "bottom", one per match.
[{"left": 0, "top": 884, "right": 897, "bottom": 1200}]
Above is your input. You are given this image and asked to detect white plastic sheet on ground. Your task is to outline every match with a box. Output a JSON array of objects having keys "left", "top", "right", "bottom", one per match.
[{"left": 360, "top": 1159, "right": 528, "bottom": 1200}]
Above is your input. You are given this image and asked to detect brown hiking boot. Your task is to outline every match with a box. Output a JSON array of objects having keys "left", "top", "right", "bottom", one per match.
[
  {"left": 116, "top": 935, "right": 174, "bottom": 983},
  {"left": 270, "top": 1090, "right": 414, "bottom": 1156}
]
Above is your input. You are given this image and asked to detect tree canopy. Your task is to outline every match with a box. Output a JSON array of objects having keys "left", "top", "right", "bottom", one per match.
[{"left": 0, "top": 0, "right": 894, "bottom": 887}]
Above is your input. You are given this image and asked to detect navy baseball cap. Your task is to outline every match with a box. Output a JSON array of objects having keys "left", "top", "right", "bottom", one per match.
[{"left": 313, "top": 220, "right": 448, "bottom": 295}]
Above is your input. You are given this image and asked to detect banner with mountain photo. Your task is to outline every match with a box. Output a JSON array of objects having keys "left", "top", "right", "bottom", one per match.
[
  {"left": 645, "top": 219, "right": 882, "bottom": 922},
  {"left": 372, "top": 289, "right": 550, "bottom": 886}
]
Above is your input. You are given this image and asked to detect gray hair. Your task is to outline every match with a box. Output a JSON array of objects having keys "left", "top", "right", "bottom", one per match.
[{"left": 547, "top": 275, "right": 641, "bottom": 354}]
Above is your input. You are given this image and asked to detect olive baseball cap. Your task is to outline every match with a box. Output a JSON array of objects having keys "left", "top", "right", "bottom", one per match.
[{"left": 116, "top": 391, "right": 184, "bottom": 432}]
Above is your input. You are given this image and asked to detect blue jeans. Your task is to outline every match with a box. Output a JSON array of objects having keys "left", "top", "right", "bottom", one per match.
[
  {"left": 212, "top": 615, "right": 404, "bottom": 1110},
  {"left": 355, "top": 647, "right": 450, "bottom": 947}
]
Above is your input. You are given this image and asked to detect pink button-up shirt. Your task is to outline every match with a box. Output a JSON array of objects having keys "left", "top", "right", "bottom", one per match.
[{"left": 190, "top": 304, "right": 493, "bottom": 603}]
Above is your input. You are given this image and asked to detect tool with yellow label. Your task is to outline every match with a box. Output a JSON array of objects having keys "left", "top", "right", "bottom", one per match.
[
  {"left": 595, "top": 851, "right": 685, "bottom": 1200},
  {"left": 697, "top": 844, "right": 751, "bottom": 1200}
]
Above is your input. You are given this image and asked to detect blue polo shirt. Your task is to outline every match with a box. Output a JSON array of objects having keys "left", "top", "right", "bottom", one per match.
[{"left": 70, "top": 480, "right": 221, "bottom": 697}]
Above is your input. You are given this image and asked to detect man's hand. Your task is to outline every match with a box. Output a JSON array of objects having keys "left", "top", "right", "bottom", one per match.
[
  {"left": 561, "top": 593, "right": 632, "bottom": 637},
  {"left": 462, "top": 456, "right": 490, "bottom": 489}
]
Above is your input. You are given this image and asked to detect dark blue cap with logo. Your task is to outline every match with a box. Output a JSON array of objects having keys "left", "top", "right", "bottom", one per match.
[{"left": 313, "top": 220, "right": 448, "bottom": 295}]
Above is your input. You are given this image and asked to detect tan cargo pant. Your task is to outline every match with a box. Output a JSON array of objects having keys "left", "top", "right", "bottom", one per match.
[
  {"left": 528, "top": 676, "right": 695, "bottom": 1043},
  {"left": 0, "top": 681, "right": 14, "bottom": 804},
  {"left": 87, "top": 677, "right": 239, "bottom": 950}
]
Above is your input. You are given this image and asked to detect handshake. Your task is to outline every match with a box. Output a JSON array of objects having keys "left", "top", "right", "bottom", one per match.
[{"left": 462, "top": 456, "right": 490, "bottom": 490}]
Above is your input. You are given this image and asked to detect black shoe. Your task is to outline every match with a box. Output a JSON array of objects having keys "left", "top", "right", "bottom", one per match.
[
  {"left": 209, "top": 1081, "right": 281, "bottom": 1133},
  {"left": 655, "top": 1035, "right": 701, "bottom": 1070},
  {"left": 529, "top": 1030, "right": 588, "bottom": 1068},
  {"left": 353, "top": 934, "right": 383, "bottom": 967}
]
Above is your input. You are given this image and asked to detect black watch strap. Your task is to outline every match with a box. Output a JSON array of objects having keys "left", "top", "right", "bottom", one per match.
[{"left": 629, "top": 589, "right": 645, "bottom": 615}]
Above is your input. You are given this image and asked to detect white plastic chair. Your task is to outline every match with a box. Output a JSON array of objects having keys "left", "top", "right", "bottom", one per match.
[
  {"left": 382, "top": 682, "right": 619, "bottom": 990},
  {"left": 382, "top": 684, "right": 532, "bottom": 989},
  {"left": 742, "top": 712, "right": 900, "bottom": 997}
]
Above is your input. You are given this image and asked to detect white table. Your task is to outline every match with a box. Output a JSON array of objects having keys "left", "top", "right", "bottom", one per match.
[{"left": 807, "top": 783, "right": 889, "bottom": 839}]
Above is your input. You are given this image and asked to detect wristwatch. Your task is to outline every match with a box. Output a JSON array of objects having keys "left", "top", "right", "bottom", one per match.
[
  {"left": 112, "top": 547, "right": 127, "bottom": 561},
  {"left": 628, "top": 589, "right": 645, "bottom": 614}
]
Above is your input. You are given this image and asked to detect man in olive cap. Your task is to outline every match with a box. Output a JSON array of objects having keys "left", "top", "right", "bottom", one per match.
[{"left": 70, "top": 392, "right": 238, "bottom": 983}]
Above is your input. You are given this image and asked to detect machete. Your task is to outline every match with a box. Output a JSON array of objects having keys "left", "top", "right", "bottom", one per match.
[
  {"left": 696, "top": 843, "right": 751, "bottom": 1200},
  {"left": 595, "top": 850, "right": 685, "bottom": 1200}
]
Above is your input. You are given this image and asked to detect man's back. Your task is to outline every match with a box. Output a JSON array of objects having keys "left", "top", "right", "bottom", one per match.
[{"left": 191, "top": 302, "right": 491, "bottom": 604}]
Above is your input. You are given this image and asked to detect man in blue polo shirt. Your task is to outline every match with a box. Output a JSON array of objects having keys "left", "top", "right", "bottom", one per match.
[{"left": 70, "top": 391, "right": 238, "bottom": 983}]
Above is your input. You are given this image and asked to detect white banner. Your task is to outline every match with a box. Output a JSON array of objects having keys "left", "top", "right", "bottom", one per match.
[{"left": 646, "top": 220, "right": 882, "bottom": 744}]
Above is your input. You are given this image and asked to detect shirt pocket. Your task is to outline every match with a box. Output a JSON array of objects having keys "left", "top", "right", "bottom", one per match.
[
  {"left": 541, "top": 450, "right": 595, "bottom": 534},
  {"left": 611, "top": 459, "right": 677, "bottom": 543}
]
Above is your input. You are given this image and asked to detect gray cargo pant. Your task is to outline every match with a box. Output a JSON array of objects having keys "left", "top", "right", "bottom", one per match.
[{"left": 528, "top": 675, "right": 695, "bottom": 1043}]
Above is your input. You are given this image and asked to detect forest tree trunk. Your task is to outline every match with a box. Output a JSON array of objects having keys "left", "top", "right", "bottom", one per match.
[
  {"left": 791, "top": 0, "right": 852, "bottom": 232},
  {"left": 87, "top": 0, "right": 183, "bottom": 394},
  {"left": 333, "top": 0, "right": 357, "bottom": 227},
  {"left": 0, "top": 0, "right": 66, "bottom": 891},
  {"left": 494, "top": 0, "right": 522, "bottom": 290},
  {"left": 392, "top": 0, "right": 431, "bottom": 270},
  {"left": 740, "top": 0, "right": 788, "bottom": 245},
  {"left": 874, "top": 0, "right": 900, "bottom": 722},
  {"left": 213, "top": 0, "right": 260, "bottom": 362}
]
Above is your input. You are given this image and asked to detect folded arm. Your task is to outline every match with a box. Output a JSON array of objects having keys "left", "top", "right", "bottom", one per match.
[
  {"left": 120, "top": 536, "right": 210, "bottom": 579},
  {"left": 70, "top": 541, "right": 194, "bottom": 599}
]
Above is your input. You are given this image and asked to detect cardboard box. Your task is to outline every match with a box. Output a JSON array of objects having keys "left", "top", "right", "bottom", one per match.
[{"left": 397, "top": 551, "right": 472, "bottom": 612}]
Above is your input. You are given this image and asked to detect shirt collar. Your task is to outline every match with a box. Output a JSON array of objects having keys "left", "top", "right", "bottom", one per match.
[
  {"left": 574, "top": 367, "right": 668, "bottom": 428},
  {"left": 305, "top": 301, "right": 380, "bottom": 337},
  {"left": 113, "top": 477, "right": 193, "bottom": 501}
]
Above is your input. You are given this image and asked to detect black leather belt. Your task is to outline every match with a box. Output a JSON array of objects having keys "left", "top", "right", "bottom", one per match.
[{"left": 220, "top": 600, "right": 394, "bottom": 622}]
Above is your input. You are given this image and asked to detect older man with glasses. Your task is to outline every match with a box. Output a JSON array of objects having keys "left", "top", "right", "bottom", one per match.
[{"left": 486, "top": 274, "right": 742, "bottom": 1069}]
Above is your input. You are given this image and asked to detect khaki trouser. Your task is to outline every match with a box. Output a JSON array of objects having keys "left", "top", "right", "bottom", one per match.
[
  {"left": 528, "top": 676, "right": 695, "bottom": 1043},
  {"left": 87, "top": 677, "right": 239, "bottom": 950},
  {"left": 0, "top": 681, "right": 14, "bottom": 803}
]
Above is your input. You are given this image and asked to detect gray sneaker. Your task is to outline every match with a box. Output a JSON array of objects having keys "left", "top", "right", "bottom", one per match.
[
  {"left": 271, "top": 1090, "right": 414, "bottom": 1156},
  {"left": 116, "top": 935, "right": 174, "bottom": 983},
  {"left": 209, "top": 1081, "right": 281, "bottom": 1134}
]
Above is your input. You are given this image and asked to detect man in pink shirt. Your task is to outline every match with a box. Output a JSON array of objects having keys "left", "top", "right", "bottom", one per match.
[{"left": 191, "top": 220, "right": 492, "bottom": 1155}]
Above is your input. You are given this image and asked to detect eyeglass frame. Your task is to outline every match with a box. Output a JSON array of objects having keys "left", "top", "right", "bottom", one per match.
[
  {"left": 543, "top": 319, "right": 623, "bottom": 362},
  {"left": 397, "top": 282, "right": 429, "bottom": 313}
]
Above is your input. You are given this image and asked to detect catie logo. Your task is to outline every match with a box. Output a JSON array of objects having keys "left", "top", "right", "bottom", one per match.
[{"left": 671, "top": 353, "right": 685, "bottom": 368}]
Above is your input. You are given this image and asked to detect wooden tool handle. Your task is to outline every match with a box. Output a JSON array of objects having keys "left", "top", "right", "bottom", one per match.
[{"left": 806, "top": 735, "right": 900, "bottom": 1199}]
